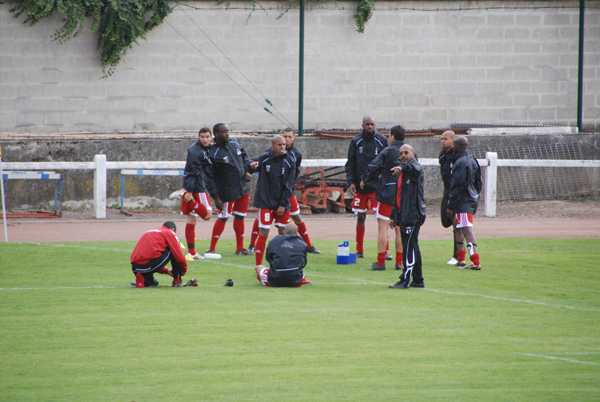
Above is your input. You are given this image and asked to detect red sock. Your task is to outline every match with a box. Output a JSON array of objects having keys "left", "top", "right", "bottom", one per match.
[
  {"left": 135, "top": 273, "right": 145, "bottom": 288},
  {"left": 233, "top": 219, "right": 245, "bottom": 252},
  {"left": 457, "top": 250, "right": 466, "bottom": 262},
  {"left": 470, "top": 253, "right": 480, "bottom": 266},
  {"left": 356, "top": 226, "right": 365, "bottom": 253},
  {"left": 377, "top": 252, "right": 386, "bottom": 265},
  {"left": 173, "top": 278, "right": 181, "bottom": 284},
  {"left": 297, "top": 222, "right": 312, "bottom": 248},
  {"left": 386, "top": 239, "right": 389, "bottom": 252},
  {"left": 185, "top": 223, "right": 195, "bottom": 255},
  {"left": 210, "top": 220, "right": 226, "bottom": 250},
  {"left": 255, "top": 234, "right": 268, "bottom": 265},
  {"left": 250, "top": 218, "right": 259, "bottom": 247},
  {"left": 396, "top": 252, "right": 403, "bottom": 266}
]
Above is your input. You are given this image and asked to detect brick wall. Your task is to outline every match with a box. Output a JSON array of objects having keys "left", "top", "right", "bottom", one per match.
[{"left": 1, "top": 1, "right": 599, "bottom": 133}]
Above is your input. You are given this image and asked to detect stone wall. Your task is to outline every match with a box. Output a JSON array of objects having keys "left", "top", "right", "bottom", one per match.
[{"left": 1, "top": 1, "right": 599, "bottom": 133}]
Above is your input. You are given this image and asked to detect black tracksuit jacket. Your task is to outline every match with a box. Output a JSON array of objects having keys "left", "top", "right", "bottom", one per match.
[
  {"left": 182, "top": 140, "right": 213, "bottom": 194},
  {"left": 390, "top": 158, "right": 426, "bottom": 227},
  {"left": 345, "top": 131, "right": 388, "bottom": 194},
  {"left": 362, "top": 140, "right": 405, "bottom": 205},
  {"left": 447, "top": 149, "right": 481, "bottom": 215},
  {"left": 205, "top": 140, "right": 250, "bottom": 203},
  {"left": 265, "top": 231, "right": 308, "bottom": 288},
  {"left": 247, "top": 150, "right": 296, "bottom": 210}
]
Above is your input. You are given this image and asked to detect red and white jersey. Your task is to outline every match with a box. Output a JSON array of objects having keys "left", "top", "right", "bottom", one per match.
[{"left": 131, "top": 226, "right": 188, "bottom": 269}]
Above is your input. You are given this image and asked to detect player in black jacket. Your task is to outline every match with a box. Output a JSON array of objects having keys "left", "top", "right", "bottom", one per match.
[
  {"left": 248, "top": 128, "right": 320, "bottom": 255},
  {"left": 439, "top": 130, "right": 459, "bottom": 265},
  {"left": 361, "top": 125, "right": 406, "bottom": 270},
  {"left": 344, "top": 116, "right": 388, "bottom": 258},
  {"left": 169, "top": 127, "right": 214, "bottom": 260},
  {"left": 247, "top": 135, "right": 296, "bottom": 267},
  {"left": 389, "top": 145, "right": 426, "bottom": 289},
  {"left": 255, "top": 223, "right": 312, "bottom": 287},
  {"left": 446, "top": 136, "right": 483, "bottom": 270},
  {"left": 204, "top": 123, "right": 253, "bottom": 256}
]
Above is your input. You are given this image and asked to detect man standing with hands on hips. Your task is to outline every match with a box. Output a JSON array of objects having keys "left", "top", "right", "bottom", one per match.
[{"left": 345, "top": 116, "right": 388, "bottom": 259}]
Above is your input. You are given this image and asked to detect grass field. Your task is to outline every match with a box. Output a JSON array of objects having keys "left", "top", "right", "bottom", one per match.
[{"left": 1, "top": 237, "right": 599, "bottom": 401}]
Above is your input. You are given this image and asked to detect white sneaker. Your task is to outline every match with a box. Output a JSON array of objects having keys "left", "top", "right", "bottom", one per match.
[
  {"left": 447, "top": 257, "right": 458, "bottom": 265},
  {"left": 169, "top": 189, "right": 186, "bottom": 200},
  {"left": 187, "top": 252, "right": 204, "bottom": 260}
]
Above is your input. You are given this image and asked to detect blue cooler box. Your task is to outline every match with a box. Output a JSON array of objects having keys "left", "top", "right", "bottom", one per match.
[{"left": 337, "top": 253, "right": 357, "bottom": 265}]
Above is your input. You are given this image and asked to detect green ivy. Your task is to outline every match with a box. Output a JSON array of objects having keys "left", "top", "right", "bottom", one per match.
[
  {"left": 354, "top": 0, "right": 374, "bottom": 33},
  {"left": 10, "top": 0, "right": 172, "bottom": 77},
  {"left": 217, "top": 0, "right": 374, "bottom": 32}
]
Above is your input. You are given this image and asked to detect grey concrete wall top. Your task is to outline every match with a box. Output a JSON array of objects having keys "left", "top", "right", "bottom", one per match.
[{"left": 2, "top": 1, "right": 599, "bottom": 133}]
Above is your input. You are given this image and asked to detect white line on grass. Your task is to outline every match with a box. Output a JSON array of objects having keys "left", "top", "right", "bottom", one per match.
[
  {"left": 424, "top": 288, "right": 600, "bottom": 312},
  {"left": 522, "top": 353, "right": 600, "bottom": 365},
  {"left": 5, "top": 246, "right": 600, "bottom": 312}
]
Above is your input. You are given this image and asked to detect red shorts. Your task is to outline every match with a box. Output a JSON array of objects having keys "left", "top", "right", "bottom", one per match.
[
  {"left": 455, "top": 213, "right": 474, "bottom": 228},
  {"left": 375, "top": 202, "right": 393, "bottom": 221},
  {"left": 290, "top": 195, "right": 300, "bottom": 216},
  {"left": 217, "top": 193, "right": 250, "bottom": 219},
  {"left": 258, "top": 208, "right": 291, "bottom": 229},
  {"left": 352, "top": 192, "right": 377, "bottom": 213},
  {"left": 180, "top": 193, "right": 212, "bottom": 219}
]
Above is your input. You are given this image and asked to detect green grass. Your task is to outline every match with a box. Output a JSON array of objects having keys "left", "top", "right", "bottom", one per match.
[{"left": 1, "top": 238, "right": 599, "bottom": 401}]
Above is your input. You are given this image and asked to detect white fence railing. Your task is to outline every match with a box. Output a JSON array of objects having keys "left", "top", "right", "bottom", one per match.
[{"left": 2, "top": 153, "right": 599, "bottom": 219}]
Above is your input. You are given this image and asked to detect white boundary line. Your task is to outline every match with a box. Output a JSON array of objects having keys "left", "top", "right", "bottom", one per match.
[
  {"left": 522, "top": 353, "right": 600, "bottom": 366},
  {"left": 2, "top": 244, "right": 599, "bottom": 313}
]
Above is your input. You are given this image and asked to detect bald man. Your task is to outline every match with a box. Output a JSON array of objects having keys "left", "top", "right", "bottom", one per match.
[
  {"left": 446, "top": 136, "right": 483, "bottom": 270},
  {"left": 254, "top": 222, "right": 312, "bottom": 287},
  {"left": 439, "top": 130, "right": 460, "bottom": 265},
  {"left": 247, "top": 135, "right": 297, "bottom": 267},
  {"left": 344, "top": 116, "right": 388, "bottom": 258}
]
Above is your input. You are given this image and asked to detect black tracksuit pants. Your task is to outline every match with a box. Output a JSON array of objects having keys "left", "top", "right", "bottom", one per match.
[
  {"left": 131, "top": 248, "right": 183, "bottom": 286},
  {"left": 400, "top": 224, "right": 424, "bottom": 286}
]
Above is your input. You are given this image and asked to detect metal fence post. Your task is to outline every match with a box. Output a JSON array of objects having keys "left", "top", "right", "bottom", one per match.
[
  {"left": 484, "top": 152, "right": 497, "bottom": 217},
  {"left": 94, "top": 154, "right": 107, "bottom": 219}
]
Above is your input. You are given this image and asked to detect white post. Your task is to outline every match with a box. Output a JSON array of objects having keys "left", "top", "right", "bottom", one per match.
[
  {"left": 484, "top": 152, "right": 497, "bottom": 218},
  {"left": 94, "top": 154, "right": 107, "bottom": 219},
  {"left": 0, "top": 157, "right": 8, "bottom": 242}
]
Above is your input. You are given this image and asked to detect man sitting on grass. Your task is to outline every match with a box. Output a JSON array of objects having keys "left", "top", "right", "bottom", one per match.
[
  {"left": 255, "top": 223, "right": 312, "bottom": 287},
  {"left": 130, "top": 221, "right": 193, "bottom": 288}
]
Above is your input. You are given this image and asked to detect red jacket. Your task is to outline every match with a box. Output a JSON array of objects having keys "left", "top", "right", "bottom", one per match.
[{"left": 131, "top": 226, "right": 188, "bottom": 270}]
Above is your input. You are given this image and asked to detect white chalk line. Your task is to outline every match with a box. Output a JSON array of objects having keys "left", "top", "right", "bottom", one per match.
[
  {"left": 522, "top": 353, "right": 600, "bottom": 366},
  {"left": 3, "top": 245, "right": 599, "bottom": 312},
  {"left": 423, "top": 288, "right": 600, "bottom": 312}
]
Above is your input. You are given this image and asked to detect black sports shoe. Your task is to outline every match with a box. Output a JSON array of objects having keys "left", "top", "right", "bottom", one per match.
[
  {"left": 368, "top": 262, "right": 386, "bottom": 271},
  {"left": 409, "top": 282, "right": 425, "bottom": 288},
  {"left": 186, "top": 278, "right": 199, "bottom": 287},
  {"left": 205, "top": 248, "right": 215, "bottom": 254},
  {"left": 307, "top": 246, "right": 321, "bottom": 254},
  {"left": 356, "top": 251, "right": 364, "bottom": 258},
  {"left": 385, "top": 251, "right": 393, "bottom": 260},
  {"left": 248, "top": 245, "right": 255, "bottom": 253},
  {"left": 395, "top": 264, "right": 403, "bottom": 270},
  {"left": 236, "top": 249, "right": 251, "bottom": 255},
  {"left": 172, "top": 280, "right": 188, "bottom": 287},
  {"left": 456, "top": 261, "right": 467, "bottom": 268},
  {"left": 389, "top": 281, "right": 409, "bottom": 289},
  {"left": 465, "top": 263, "right": 481, "bottom": 271}
]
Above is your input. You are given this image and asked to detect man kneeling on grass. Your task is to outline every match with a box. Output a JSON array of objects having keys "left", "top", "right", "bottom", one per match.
[
  {"left": 255, "top": 223, "right": 313, "bottom": 287},
  {"left": 130, "top": 221, "right": 196, "bottom": 288}
]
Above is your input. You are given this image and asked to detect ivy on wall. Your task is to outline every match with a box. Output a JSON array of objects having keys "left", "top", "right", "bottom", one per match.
[
  {"left": 10, "top": 0, "right": 172, "bottom": 77},
  {"left": 216, "top": 0, "right": 375, "bottom": 33},
  {"left": 10, "top": 0, "right": 375, "bottom": 76}
]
